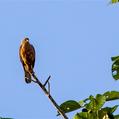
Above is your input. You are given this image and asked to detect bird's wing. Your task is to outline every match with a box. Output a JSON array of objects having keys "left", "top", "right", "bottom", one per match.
[
  {"left": 19, "top": 45, "right": 25, "bottom": 68},
  {"left": 31, "top": 44, "right": 35, "bottom": 68},
  {"left": 19, "top": 43, "right": 32, "bottom": 83}
]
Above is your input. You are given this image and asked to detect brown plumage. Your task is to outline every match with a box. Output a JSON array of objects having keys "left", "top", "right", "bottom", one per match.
[{"left": 19, "top": 38, "right": 35, "bottom": 83}]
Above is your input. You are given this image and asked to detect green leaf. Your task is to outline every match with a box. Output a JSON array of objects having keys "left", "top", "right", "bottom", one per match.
[
  {"left": 100, "top": 105, "right": 118, "bottom": 114},
  {"left": 73, "top": 112, "right": 96, "bottom": 119},
  {"left": 111, "top": 0, "right": 119, "bottom": 3},
  {"left": 95, "top": 94, "right": 106, "bottom": 110},
  {"left": 103, "top": 91, "right": 119, "bottom": 101},
  {"left": 109, "top": 105, "right": 118, "bottom": 113},
  {"left": 111, "top": 56, "right": 119, "bottom": 80},
  {"left": 0, "top": 118, "right": 13, "bottom": 119},
  {"left": 85, "top": 95, "right": 95, "bottom": 111},
  {"left": 58, "top": 100, "right": 81, "bottom": 115},
  {"left": 114, "top": 115, "right": 119, "bottom": 119},
  {"left": 73, "top": 113, "right": 81, "bottom": 119},
  {"left": 111, "top": 56, "right": 119, "bottom": 61},
  {"left": 0, "top": 117, "right": 13, "bottom": 119},
  {"left": 86, "top": 94, "right": 106, "bottom": 111},
  {"left": 78, "top": 100, "right": 85, "bottom": 107}
]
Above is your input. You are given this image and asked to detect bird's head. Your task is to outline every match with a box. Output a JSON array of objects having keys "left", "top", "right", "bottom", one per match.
[
  {"left": 21, "top": 37, "right": 29, "bottom": 45},
  {"left": 24, "top": 37, "right": 29, "bottom": 41}
]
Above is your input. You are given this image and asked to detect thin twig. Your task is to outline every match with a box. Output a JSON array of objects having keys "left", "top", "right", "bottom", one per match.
[
  {"left": 48, "top": 81, "right": 50, "bottom": 94},
  {"left": 44, "top": 75, "right": 51, "bottom": 86},
  {"left": 32, "top": 73, "right": 68, "bottom": 119}
]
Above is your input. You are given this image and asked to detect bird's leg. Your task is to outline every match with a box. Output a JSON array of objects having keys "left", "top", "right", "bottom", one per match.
[
  {"left": 31, "top": 78, "right": 37, "bottom": 83},
  {"left": 30, "top": 71, "right": 37, "bottom": 83}
]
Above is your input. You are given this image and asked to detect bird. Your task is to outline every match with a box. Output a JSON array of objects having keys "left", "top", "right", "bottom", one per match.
[{"left": 19, "top": 38, "right": 35, "bottom": 83}]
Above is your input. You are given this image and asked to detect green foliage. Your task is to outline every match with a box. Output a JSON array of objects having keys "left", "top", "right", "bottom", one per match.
[
  {"left": 114, "top": 115, "right": 119, "bottom": 119},
  {"left": 57, "top": 54, "right": 119, "bottom": 118},
  {"left": 57, "top": 100, "right": 81, "bottom": 116},
  {"left": 111, "top": 0, "right": 119, "bottom": 3},
  {"left": 0, "top": 117, "right": 13, "bottom": 119},
  {"left": 58, "top": 55, "right": 119, "bottom": 118},
  {"left": 111, "top": 56, "right": 119, "bottom": 80},
  {"left": 59, "top": 91, "right": 119, "bottom": 119},
  {"left": 86, "top": 94, "right": 106, "bottom": 111},
  {"left": 104, "top": 91, "right": 119, "bottom": 101}
]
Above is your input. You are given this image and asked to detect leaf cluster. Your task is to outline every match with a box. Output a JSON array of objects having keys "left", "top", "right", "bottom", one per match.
[
  {"left": 59, "top": 91, "right": 119, "bottom": 119},
  {"left": 57, "top": 56, "right": 119, "bottom": 119}
]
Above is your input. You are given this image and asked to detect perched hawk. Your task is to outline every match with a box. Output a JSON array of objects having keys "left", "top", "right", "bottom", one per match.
[{"left": 19, "top": 38, "right": 35, "bottom": 83}]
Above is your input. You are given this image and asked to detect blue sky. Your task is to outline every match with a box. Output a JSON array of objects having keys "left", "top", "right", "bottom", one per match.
[{"left": 0, "top": 0, "right": 119, "bottom": 119}]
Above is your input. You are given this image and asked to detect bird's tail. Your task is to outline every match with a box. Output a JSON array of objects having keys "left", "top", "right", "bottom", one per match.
[{"left": 24, "top": 71, "right": 32, "bottom": 83}]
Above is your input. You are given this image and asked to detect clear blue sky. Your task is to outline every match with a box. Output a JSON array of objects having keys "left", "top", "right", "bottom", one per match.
[{"left": 0, "top": 0, "right": 119, "bottom": 119}]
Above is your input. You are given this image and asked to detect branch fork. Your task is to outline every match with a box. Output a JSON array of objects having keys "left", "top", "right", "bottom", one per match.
[{"left": 30, "top": 73, "right": 68, "bottom": 119}]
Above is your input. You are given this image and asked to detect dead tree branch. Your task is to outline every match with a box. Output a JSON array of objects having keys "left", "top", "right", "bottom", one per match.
[{"left": 32, "top": 73, "right": 68, "bottom": 119}]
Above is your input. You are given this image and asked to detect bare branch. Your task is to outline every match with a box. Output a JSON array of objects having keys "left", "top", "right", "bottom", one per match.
[{"left": 32, "top": 73, "right": 68, "bottom": 119}]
